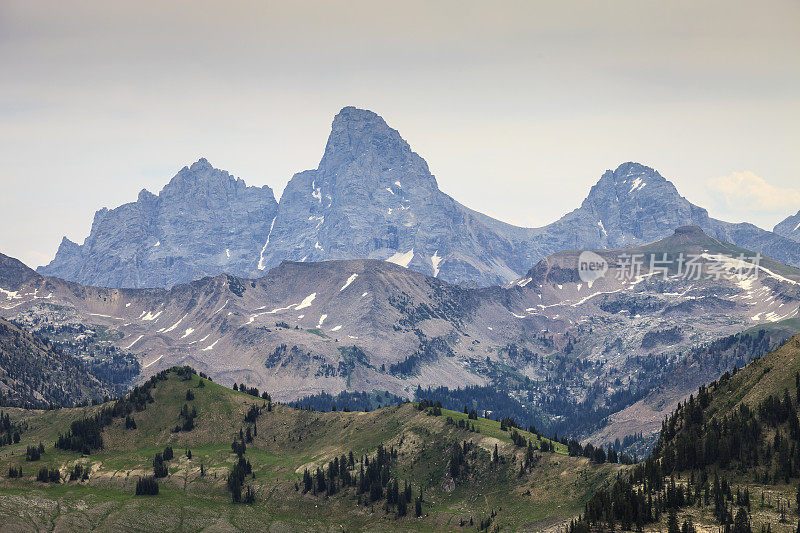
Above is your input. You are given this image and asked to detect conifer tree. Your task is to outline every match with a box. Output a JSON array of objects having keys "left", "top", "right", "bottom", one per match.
[{"left": 668, "top": 509, "right": 680, "bottom": 533}]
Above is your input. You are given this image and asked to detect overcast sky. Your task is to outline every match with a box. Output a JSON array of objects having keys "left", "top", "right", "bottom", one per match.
[{"left": 1, "top": 1, "right": 799, "bottom": 268}]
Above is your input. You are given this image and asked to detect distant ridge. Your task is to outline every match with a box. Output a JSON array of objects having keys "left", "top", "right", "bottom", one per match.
[
  {"left": 775, "top": 209, "right": 800, "bottom": 242},
  {"left": 5, "top": 225, "right": 800, "bottom": 439}
]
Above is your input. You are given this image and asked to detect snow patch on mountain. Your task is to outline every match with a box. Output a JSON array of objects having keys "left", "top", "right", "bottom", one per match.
[
  {"left": 125, "top": 334, "right": 144, "bottom": 350},
  {"left": 387, "top": 249, "right": 414, "bottom": 268},
  {"left": 163, "top": 314, "right": 187, "bottom": 333},
  {"left": 143, "top": 354, "right": 163, "bottom": 369},
  {"left": 258, "top": 217, "right": 277, "bottom": 271},
  {"left": 212, "top": 300, "right": 229, "bottom": 316},
  {"left": 431, "top": 251, "right": 442, "bottom": 277},
  {"left": 628, "top": 177, "right": 646, "bottom": 194},
  {"left": 296, "top": 293, "right": 317, "bottom": 310},
  {"left": 340, "top": 274, "right": 358, "bottom": 292},
  {"left": 141, "top": 310, "right": 162, "bottom": 321},
  {"left": 700, "top": 253, "right": 799, "bottom": 287},
  {"left": 190, "top": 334, "right": 210, "bottom": 345},
  {"left": 311, "top": 180, "right": 322, "bottom": 203},
  {"left": 201, "top": 339, "right": 220, "bottom": 351}
]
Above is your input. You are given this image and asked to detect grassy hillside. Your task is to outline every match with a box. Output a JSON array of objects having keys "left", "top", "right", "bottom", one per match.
[
  {"left": 574, "top": 334, "right": 800, "bottom": 533},
  {"left": 699, "top": 334, "right": 800, "bottom": 420},
  {"left": 0, "top": 368, "right": 623, "bottom": 532}
]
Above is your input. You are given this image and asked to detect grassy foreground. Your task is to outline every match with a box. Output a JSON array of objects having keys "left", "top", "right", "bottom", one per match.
[{"left": 0, "top": 370, "right": 622, "bottom": 532}]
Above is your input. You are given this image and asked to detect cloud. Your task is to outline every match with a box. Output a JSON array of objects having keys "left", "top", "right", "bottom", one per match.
[{"left": 706, "top": 171, "right": 800, "bottom": 212}]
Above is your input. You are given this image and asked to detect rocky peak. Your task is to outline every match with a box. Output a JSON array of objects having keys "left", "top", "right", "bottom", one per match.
[
  {"left": 323, "top": 107, "right": 408, "bottom": 164},
  {"left": 159, "top": 158, "right": 257, "bottom": 200},
  {"left": 257, "top": 107, "right": 516, "bottom": 283},
  {"left": 190, "top": 157, "right": 213, "bottom": 171},
  {"left": 317, "top": 107, "right": 435, "bottom": 192},
  {"left": 38, "top": 160, "right": 278, "bottom": 288},
  {"left": 570, "top": 161, "right": 713, "bottom": 248},
  {"left": 35, "top": 110, "right": 800, "bottom": 290},
  {"left": 137, "top": 188, "right": 158, "bottom": 204},
  {"left": 774, "top": 210, "right": 800, "bottom": 242},
  {"left": 55, "top": 236, "right": 82, "bottom": 256},
  {"left": 585, "top": 162, "right": 672, "bottom": 202}
]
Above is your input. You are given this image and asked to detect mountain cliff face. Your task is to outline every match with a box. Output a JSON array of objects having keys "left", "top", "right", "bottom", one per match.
[
  {"left": 774, "top": 209, "right": 800, "bottom": 242},
  {"left": 257, "top": 106, "right": 536, "bottom": 285},
  {"left": 38, "top": 107, "right": 800, "bottom": 288},
  {"left": 39, "top": 159, "right": 278, "bottom": 288}
]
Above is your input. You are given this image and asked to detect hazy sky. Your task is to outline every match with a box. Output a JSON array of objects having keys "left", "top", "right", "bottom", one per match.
[{"left": 1, "top": 1, "right": 799, "bottom": 268}]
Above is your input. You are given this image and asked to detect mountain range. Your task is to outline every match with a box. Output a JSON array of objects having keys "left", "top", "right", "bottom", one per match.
[
  {"left": 37, "top": 107, "right": 800, "bottom": 289},
  {"left": 5, "top": 226, "right": 800, "bottom": 441}
]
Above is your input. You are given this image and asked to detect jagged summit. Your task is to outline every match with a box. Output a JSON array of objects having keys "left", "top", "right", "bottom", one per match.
[
  {"left": 567, "top": 161, "right": 713, "bottom": 249},
  {"left": 190, "top": 157, "right": 212, "bottom": 169},
  {"left": 37, "top": 109, "right": 800, "bottom": 289},
  {"left": 586, "top": 162, "right": 678, "bottom": 201},
  {"left": 161, "top": 158, "right": 258, "bottom": 195},
  {"left": 318, "top": 106, "right": 433, "bottom": 189},
  {"left": 329, "top": 106, "right": 392, "bottom": 134},
  {"left": 598, "top": 162, "right": 662, "bottom": 183},
  {"left": 38, "top": 159, "right": 278, "bottom": 288},
  {"left": 325, "top": 106, "right": 403, "bottom": 153}
]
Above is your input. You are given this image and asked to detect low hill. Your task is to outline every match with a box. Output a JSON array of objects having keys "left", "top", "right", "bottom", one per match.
[
  {"left": 574, "top": 333, "right": 800, "bottom": 532},
  {"left": 0, "top": 367, "right": 623, "bottom": 532}
]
